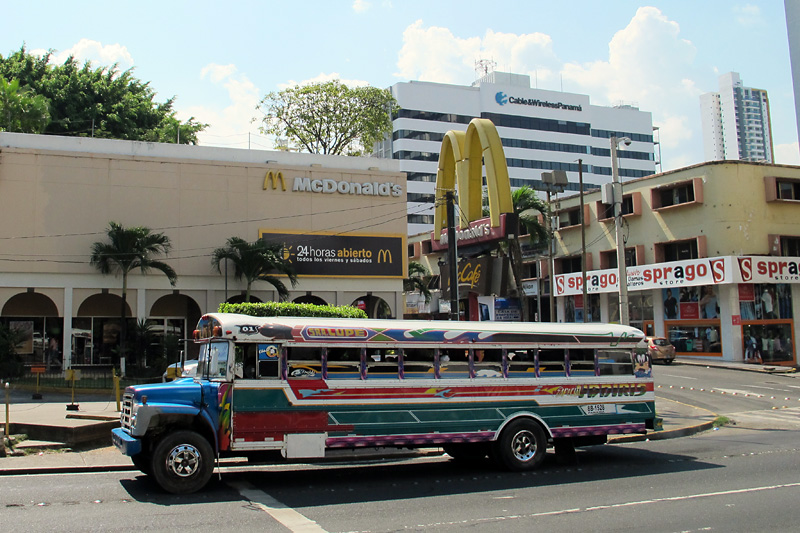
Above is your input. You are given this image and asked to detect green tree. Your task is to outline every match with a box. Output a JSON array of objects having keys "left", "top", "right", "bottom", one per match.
[
  {"left": 404, "top": 261, "right": 432, "bottom": 303},
  {"left": 0, "top": 45, "right": 207, "bottom": 143},
  {"left": 0, "top": 76, "right": 50, "bottom": 133},
  {"left": 212, "top": 237, "right": 298, "bottom": 302},
  {"left": 255, "top": 80, "right": 397, "bottom": 156},
  {"left": 90, "top": 222, "right": 177, "bottom": 372},
  {"left": 483, "top": 185, "right": 550, "bottom": 322}
]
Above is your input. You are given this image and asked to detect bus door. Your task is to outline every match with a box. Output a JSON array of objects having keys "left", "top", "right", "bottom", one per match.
[{"left": 229, "top": 342, "right": 285, "bottom": 453}]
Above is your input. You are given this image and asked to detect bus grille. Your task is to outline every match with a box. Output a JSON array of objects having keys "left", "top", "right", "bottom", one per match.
[{"left": 120, "top": 393, "right": 134, "bottom": 430}]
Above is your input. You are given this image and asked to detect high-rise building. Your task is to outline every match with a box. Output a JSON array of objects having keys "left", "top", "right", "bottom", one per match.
[
  {"left": 700, "top": 72, "right": 773, "bottom": 163},
  {"left": 376, "top": 72, "right": 656, "bottom": 235},
  {"left": 785, "top": 0, "right": 800, "bottom": 153}
]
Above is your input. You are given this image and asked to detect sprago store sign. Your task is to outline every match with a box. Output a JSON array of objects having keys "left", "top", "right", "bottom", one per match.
[
  {"left": 555, "top": 257, "right": 733, "bottom": 297},
  {"left": 260, "top": 231, "right": 405, "bottom": 278}
]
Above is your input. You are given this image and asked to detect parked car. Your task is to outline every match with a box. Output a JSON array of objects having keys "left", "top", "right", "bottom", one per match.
[{"left": 646, "top": 336, "right": 676, "bottom": 364}]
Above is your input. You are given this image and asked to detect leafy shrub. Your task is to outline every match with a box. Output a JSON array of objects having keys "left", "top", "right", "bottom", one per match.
[{"left": 219, "top": 301, "right": 368, "bottom": 319}]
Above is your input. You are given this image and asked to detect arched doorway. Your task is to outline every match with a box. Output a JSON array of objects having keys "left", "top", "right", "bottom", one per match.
[
  {"left": 293, "top": 295, "right": 328, "bottom": 306},
  {"left": 149, "top": 294, "right": 203, "bottom": 362},
  {"left": 352, "top": 295, "right": 393, "bottom": 319},
  {"left": 1, "top": 292, "right": 62, "bottom": 368},
  {"left": 73, "top": 294, "right": 132, "bottom": 367}
]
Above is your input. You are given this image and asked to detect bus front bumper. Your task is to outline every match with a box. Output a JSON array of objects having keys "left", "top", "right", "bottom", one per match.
[{"left": 111, "top": 427, "right": 142, "bottom": 456}]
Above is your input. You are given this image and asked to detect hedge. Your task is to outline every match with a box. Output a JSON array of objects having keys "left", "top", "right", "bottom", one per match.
[{"left": 218, "top": 301, "right": 368, "bottom": 319}]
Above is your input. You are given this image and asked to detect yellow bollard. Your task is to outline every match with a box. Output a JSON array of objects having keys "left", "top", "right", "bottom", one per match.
[
  {"left": 4, "top": 382, "right": 9, "bottom": 441},
  {"left": 114, "top": 373, "right": 121, "bottom": 412}
]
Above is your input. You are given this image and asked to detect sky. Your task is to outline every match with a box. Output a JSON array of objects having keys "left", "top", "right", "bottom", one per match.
[{"left": 2, "top": 1, "right": 798, "bottom": 171}]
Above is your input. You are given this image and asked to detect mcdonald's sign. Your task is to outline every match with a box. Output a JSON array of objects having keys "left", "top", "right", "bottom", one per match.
[
  {"left": 260, "top": 230, "right": 405, "bottom": 278},
  {"left": 432, "top": 119, "right": 514, "bottom": 248},
  {"left": 377, "top": 249, "right": 392, "bottom": 263},
  {"left": 263, "top": 170, "right": 286, "bottom": 191}
]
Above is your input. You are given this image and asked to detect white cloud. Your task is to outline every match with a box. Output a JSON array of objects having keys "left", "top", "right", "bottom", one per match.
[
  {"left": 185, "top": 64, "right": 264, "bottom": 149},
  {"left": 560, "top": 7, "right": 702, "bottom": 170},
  {"left": 278, "top": 72, "right": 371, "bottom": 90},
  {"left": 352, "top": 0, "right": 371, "bottom": 13},
  {"left": 201, "top": 64, "right": 237, "bottom": 83},
  {"left": 32, "top": 38, "right": 134, "bottom": 69},
  {"left": 775, "top": 142, "right": 800, "bottom": 165},
  {"left": 394, "top": 10, "right": 704, "bottom": 170},
  {"left": 734, "top": 4, "right": 764, "bottom": 27}
]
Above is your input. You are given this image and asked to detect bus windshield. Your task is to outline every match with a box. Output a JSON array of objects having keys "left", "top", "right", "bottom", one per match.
[{"left": 196, "top": 340, "right": 231, "bottom": 379}]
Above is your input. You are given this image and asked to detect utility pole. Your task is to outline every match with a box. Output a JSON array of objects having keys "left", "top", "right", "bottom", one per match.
[
  {"left": 445, "top": 191, "right": 459, "bottom": 321},
  {"left": 578, "top": 159, "right": 588, "bottom": 322},
  {"left": 610, "top": 136, "right": 630, "bottom": 326}
]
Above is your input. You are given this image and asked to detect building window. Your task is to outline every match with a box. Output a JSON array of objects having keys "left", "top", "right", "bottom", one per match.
[
  {"left": 659, "top": 239, "right": 699, "bottom": 262},
  {"left": 601, "top": 247, "right": 638, "bottom": 268},
  {"left": 651, "top": 178, "right": 703, "bottom": 210},
  {"left": 557, "top": 255, "right": 583, "bottom": 274},
  {"left": 556, "top": 207, "right": 581, "bottom": 229},
  {"left": 408, "top": 214, "right": 435, "bottom": 224},
  {"left": 597, "top": 192, "right": 639, "bottom": 221},
  {"left": 777, "top": 179, "right": 800, "bottom": 200},
  {"left": 407, "top": 192, "right": 435, "bottom": 203},
  {"left": 780, "top": 236, "right": 800, "bottom": 256}
]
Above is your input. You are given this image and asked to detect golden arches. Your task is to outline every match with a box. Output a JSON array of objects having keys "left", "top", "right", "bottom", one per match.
[{"left": 432, "top": 119, "right": 513, "bottom": 240}]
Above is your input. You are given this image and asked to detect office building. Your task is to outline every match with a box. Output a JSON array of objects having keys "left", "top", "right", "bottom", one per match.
[
  {"left": 700, "top": 72, "right": 773, "bottom": 163},
  {"left": 378, "top": 72, "right": 657, "bottom": 235}
]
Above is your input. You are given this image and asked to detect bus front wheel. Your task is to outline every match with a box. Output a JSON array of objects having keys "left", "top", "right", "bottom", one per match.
[
  {"left": 494, "top": 419, "right": 547, "bottom": 471},
  {"left": 151, "top": 430, "right": 214, "bottom": 494}
]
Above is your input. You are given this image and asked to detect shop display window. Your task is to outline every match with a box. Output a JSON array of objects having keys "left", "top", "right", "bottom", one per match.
[
  {"left": 742, "top": 324, "right": 794, "bottom": 364},
  {"left": 565, "top": 294, "right": 601, "bottom": 323},
  {"left": 667, "top": 324, "right": 722, "bottom": 355},
  {"left": 739, "top": 283, "right": 792, "bottom": 320}
]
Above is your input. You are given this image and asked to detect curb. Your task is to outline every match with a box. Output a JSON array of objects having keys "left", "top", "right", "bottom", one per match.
[{"left": 608, "top": 419, "right": 717, "bottom": 443}]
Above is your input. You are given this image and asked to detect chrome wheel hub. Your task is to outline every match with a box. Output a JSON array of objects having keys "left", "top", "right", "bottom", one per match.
[{"left": 166, "top": 444, "right": 201, "bottom": 477}]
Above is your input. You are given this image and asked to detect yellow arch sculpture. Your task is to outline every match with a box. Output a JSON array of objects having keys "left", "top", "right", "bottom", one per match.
[{"left": 432, "top": 118, "right": 513, "bottom": 240}]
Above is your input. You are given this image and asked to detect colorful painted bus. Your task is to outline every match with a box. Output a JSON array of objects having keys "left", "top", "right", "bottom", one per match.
[{"left": 112, "top": 313, "right": 658, "bottom": 493}]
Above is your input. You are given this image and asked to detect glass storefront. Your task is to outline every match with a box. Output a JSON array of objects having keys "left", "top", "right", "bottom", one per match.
[
  {"left": 1, "top": 316, "right": 64, "bottom": 369},
  {"left": 564, "top": 293, "right": 601, "bottom": 323},
  {"left": 739, "top": 283, "right": 794, "bottom": 364}
]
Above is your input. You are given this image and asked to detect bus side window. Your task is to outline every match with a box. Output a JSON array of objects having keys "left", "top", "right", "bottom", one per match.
[
  {"left": 234, "top": 344, "right": 257, "bottom": 379},
  {"left": 403, "top": 348, "right": 435, "bottom": 379},
  {"left": 508, "top": 349, "right": 536, "bottom": 377},
  {"left": 569, "top": 349, "right": 596, "bottom": 377},
  {"left": 474, "top": 349, "right": 503, "bottom": 378},
  {"left": 598, "top": 349, "right": 634, "bottom": 376},
  {"left": 257, "top": 343, "right": 280, "bottom": 379},
  {"left": 287, "top": 346, "right": 322, "bottom": 379},
  {"left": 366, "top": 349, "right": 400, "bottom": 379},
  {"left": 539, "top": 349, "right": 566, "bottom": 377},
  {"left": 439, "top": 349, "right": 469, "bottom": 379},
  {"left": 326, "top": 347, "right": 361, "bottom": 379}
]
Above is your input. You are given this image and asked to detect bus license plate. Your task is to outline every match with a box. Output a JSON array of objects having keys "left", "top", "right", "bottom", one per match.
[{"left": 582, "top": 404, "right": 608, "bottom": 415}]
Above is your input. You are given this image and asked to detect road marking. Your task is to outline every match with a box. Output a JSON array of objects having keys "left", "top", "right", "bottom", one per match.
[
  {"left": 660, "top": 374, "right": 698, "bottom": 380},
  {"left": 229, "top": 480, "right": 327, "bottom": 532},
  {"left": 405, "top": 482, "right": 800, "bottom": 530}
]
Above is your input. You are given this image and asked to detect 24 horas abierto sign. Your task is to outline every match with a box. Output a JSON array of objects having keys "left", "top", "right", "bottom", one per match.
[{"left": 260, "top": 231, "right": 406, "bottom": 278}]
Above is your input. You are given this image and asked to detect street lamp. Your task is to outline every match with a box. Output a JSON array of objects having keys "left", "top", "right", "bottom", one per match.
[{"left": 610, "top": 136, "right": 631, "bottom": 326}]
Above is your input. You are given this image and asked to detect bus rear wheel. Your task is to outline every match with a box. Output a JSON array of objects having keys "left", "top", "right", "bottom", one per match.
[
  {"left": 494, "top": 419, "right": 547, "bottom": 471},
  {"left": 151, "top": 430, "right": 214, "bottom": 494}
]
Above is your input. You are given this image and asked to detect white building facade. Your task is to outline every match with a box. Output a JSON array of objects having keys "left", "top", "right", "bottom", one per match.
[
  {"left": 700, "top": 72, "right": 774, "bottom": 163},
  {"left": 379, "top": 72, "right": 657, "bottom": 235}
]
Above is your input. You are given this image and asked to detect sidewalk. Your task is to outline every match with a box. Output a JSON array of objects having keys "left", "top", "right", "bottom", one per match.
[{"left": 0, "top": 373, "right": 723, "bottom": 476}]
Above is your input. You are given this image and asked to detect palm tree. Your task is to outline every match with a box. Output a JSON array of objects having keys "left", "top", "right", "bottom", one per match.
[
  {"left": 404, "top": 261, "right": 432, "bottom": 303},
  {"left": 509, "top": 186, "right": 550, "bottom": 322},
  {"left": 90, "top": 222, "right": 177, "bottom": 372},
  {"left": 212, "top": 237, "right": 298, "bottom": 302},
  {"left": 484, "top": 186, "right": 550, "bottom": 321}
]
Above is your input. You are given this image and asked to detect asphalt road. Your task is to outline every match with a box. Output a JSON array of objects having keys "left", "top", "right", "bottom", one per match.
[{"left": 4, "top": 364, "right": 800, "bottom": 532}]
